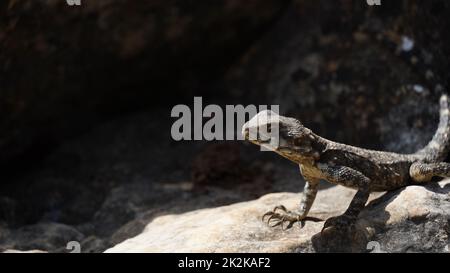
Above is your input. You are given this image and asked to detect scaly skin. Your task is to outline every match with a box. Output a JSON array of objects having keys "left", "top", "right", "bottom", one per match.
[{"left": 242, "top": 94, "right": 450, "bottom": 231}]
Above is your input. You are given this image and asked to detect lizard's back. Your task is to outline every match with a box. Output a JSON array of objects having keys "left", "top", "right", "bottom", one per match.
[{"left": 319, "top": 94, "right": 450, "bottom": 191}]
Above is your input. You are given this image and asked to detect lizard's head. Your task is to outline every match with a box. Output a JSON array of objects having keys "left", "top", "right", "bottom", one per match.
[{"left": 242, "top": 110, "right": 320, "bottom": 163}]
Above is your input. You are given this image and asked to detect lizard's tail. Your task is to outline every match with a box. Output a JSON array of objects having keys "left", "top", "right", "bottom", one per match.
[{"left": 416, "top": 94, "right": 450, "bottom": 162}]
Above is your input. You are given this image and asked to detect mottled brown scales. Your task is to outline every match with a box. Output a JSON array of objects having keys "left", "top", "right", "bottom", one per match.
[{"left": 242, "top": 94, "right": 450, "bottom": 231}]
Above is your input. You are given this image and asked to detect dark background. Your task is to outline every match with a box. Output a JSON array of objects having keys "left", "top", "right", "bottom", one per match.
[{"left": 0, "top": 0, "right": 449, "bottom": 252}]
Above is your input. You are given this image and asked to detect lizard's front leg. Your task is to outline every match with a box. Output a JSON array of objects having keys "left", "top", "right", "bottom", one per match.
[
  {"left": 318, "top": 164, "right": 371, "bottom": 232},
  {"left": 262, "top": 174, "right": 322, "bottom": 230}
]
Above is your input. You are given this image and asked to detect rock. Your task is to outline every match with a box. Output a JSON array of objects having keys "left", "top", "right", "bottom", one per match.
[
  {"left": 0, "top": 0, "right": 288, "bottom": 167},
  {"left": 2, "top": 249, "right": 47, "bottom": 253},
  {"left": 353, "top": 181, "right": 450, "bottom": 253},
  {"left": 191, "top": 143, "right": 242, "bottom": 187},
  {"left": 0, "top": 110, "right": 280, "bottom": 253},
  {"left": 0, "top": 223, "right": 84, "bottom": 252},
  {"left": 2, "top": 0, "right": 450, "bottom": 254},
  {"left": 106, "top": 180, "right": 449, "bottom": 253},
  {"left": 191, "top": 143, "right": 273, "bottom": 194},
  {"left": 0, "top": 196, "right": 17, "bottom": 224},
  {"left": 78, "top": 236, "right": 108, "bottom": 253},
  {"left": 220, "top": 0, "right": 450, "bottom": 154}
]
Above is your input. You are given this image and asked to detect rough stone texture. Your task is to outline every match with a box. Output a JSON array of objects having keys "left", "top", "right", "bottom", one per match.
[
  {"left": 105, "top": 185, "right": 356, "bottom": 253},
  {"left": 354, "top": 182, "right": 450, "bottom": 253},
  {"left": 106, "top": 180, "right": 449, "bottom": 253}
]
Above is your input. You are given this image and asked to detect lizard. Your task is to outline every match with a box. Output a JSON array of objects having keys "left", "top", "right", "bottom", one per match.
[{"left": 241, "top": 94, "right": 450, "bottom": 232}]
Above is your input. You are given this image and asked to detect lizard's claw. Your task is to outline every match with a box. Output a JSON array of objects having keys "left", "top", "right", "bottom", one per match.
[
  {"left": 269, "top": 213, "right": 298, "bottom": 230},
  {"left": 262, "top": 206, "right": 323, "bottom": 230},
  {"left": 321, "top": 214, "right": 357, "bottom": 233},
  {"left": 261, "top": 205, "right": 287, "bottom": 222},
  {"left": 273, "top": 205, "right": 288, "bottom": 212}
]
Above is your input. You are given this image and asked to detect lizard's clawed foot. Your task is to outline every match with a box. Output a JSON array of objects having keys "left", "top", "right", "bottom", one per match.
[
  {"left": 321, "top": 214, "right": 357, "bottom": 233},
  {"left": 262, "top": 205, "right": 323, "bottom": 230}
]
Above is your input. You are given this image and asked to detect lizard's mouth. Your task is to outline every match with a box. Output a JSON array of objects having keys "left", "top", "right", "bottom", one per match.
[{"left": 243, "top": 127, "right": 277, "bottom": 146}]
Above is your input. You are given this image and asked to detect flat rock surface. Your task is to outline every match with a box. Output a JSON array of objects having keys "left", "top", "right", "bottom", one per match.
[{"left": 106, "top": 180, "right": 450, "bottom": 253}]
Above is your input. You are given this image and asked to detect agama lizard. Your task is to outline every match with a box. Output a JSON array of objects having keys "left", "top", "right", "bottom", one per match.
[{"left": 242, "top": 94, "right": 450, "bottom": 231}]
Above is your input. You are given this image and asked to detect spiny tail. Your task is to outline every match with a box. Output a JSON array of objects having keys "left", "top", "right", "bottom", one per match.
[{"left": 416, "top": 94, "right": 450, "bottom": 162}]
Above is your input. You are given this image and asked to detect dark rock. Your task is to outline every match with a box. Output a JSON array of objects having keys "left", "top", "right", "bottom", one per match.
[
  {"left": 79, "top": 236, "right": 108, "bottom": 253},
  {"left": 0, "top": 222, "right": 84, "bottom": 252},
  {"left": 0, "top": 196, "right": 17, "bottom": 224},
  {"left": 191, "top": 143, "right": 273, "bottom": 195},
  {"left": 0, "top": 0, "right": 288, "bottom": 167},
  {"left": 221, "top": 0, "right": 450, "bottom": 154}
]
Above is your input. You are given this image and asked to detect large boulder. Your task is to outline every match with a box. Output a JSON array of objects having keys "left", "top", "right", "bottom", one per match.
[{"left": 105, "top": 180, "right": 450, "bottom": 253}]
